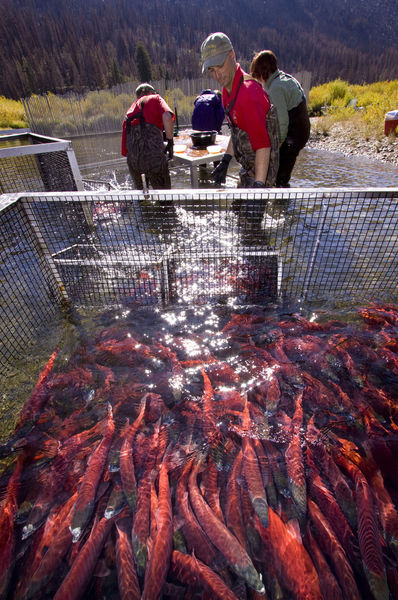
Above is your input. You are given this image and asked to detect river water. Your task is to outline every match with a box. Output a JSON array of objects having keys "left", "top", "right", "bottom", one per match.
[{"left": 73, "top": 131, "right": 398, "bottom": 189}]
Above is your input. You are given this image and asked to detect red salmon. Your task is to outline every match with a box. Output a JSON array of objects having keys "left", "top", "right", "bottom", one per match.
[
  {"left": 16, "top": 348, "right": 58, "bottom": 429},
  {"left": 188, "top": 460, "right": 264, "bottom": 594},
  {"left": 142, "top": 461, "right": 173, "bottom": 600},
  {"left": 119, "top": 396, "right": 147, "bottom": 510},
  {"left": 0, "top": 455, "right": 23, "bottom": 598},
  {"left": 255, "top": 506, "right": 322, "bottom": 600},
  {"left": 54, "top": 515, "right": 114, "bottom": 600},
  {"left": 70, "top": 402, "right": 115, "bottom": 542},
  {"left": 171, "top": 549, "right": 240, "bottom": 600},
  {"left": 175, "top": 457, "right": 217, "bottom": 564},
  {"left": 115, "top": 519, "right": 141, "bottom": 600},
  {"left": 308, "top": 498, "right": 361, "bottom": 600}
]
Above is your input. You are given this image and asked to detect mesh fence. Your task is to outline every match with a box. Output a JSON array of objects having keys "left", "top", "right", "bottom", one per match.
[
  {"left": 1, "top": 188, "right": 397, "bottom": 377},
  {"left": 21, "top": 72, "right": 312, "bottom": 137},
  {"left": 0, "top": 199, "right": 62, "bottom": 373},
  {"left": 0, "top": 133, "right": 81, "bottom": 193}
]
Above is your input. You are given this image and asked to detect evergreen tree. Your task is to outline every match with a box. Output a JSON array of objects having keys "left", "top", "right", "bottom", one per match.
[
  {"left": 108, "top": 58, "right": 124, "bottom": 87},
  {"left": 21, "top": 56, "right": 37, "bottom": 96},
  {"left": 135, "top": 41, "right": 152, "bottom": 83},
  {"left": 0, "top": 0, "right": 397, "bottom": 98}
]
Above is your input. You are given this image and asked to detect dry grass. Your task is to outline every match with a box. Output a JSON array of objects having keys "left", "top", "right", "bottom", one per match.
[
  {"left": 0, "top": 96, "right": 28, "bottom": 129},
  {"left": 309, "top": 79, "right": 398, "bottom": 140},
  {"left": 2, "top": 79, "right": 397, "bottom": 142}
]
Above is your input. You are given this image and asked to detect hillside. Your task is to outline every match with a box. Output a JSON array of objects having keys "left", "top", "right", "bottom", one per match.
[{"left": 1, "top": 0, "right": 397, "bottom": 98}]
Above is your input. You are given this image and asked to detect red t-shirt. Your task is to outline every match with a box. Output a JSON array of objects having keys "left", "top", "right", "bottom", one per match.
[
  {"left": 222, "top": 64, "right": 270, "bottom": 151},
  {"left": 121, "top": 94, "right": 174, "bottom": 156}
]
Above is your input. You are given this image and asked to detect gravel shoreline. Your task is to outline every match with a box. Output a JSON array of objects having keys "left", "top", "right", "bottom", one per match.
[{"left": 307, "top": 119, "right": 398, "bottom": 167}]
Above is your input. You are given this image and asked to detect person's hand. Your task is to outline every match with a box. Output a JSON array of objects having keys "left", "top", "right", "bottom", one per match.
[
  {"left": 211, "top": 153, "right": 232, "bottom": 185},
  {"left": 252, "top": 180, "right": 266, "bottom": 188},
  {"left": 165, "top": 139, "right": 174, "bottom": 161}
]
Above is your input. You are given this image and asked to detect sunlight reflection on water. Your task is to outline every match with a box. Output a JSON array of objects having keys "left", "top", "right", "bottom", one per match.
[{"left": 73, "top": 132, "right": 398, "bottom": 190}]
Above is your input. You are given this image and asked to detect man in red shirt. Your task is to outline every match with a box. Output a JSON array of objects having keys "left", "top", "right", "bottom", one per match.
[
  {"left": 121, "top": 83, "right": 174, "bottom": 190},
  {"left": 200, "top": 32, "right": 279, "bottom": 190}
]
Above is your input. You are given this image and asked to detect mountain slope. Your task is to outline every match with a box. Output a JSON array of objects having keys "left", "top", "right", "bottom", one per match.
[{"left": 0, "top": 0, "right": 397, "bottom": 98}]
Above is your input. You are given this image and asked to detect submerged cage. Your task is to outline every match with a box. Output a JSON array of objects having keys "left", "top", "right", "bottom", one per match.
[
  {"left": 0, "top": 131, "right": 83, "bottom": 193},
  {"left": 1, "top": 187, "right": 398, "bottom": 379}
]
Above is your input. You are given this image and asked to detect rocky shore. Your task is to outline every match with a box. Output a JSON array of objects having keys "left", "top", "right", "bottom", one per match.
[{"left": 307, "top": 119, "right": 398, "bottom": 167}]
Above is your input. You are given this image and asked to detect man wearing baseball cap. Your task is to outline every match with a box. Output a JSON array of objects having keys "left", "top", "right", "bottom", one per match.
[
  {"left": 200, "top": 32, "right": 279, "bottom": 192},
  {"left": 121, "top": 83, "right": 175, "bottom": 190}
]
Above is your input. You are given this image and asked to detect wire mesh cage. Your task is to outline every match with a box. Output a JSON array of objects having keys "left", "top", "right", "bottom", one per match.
[
  {"left": 1, "top": 188, "right": 398, "bottom": 379},
  {"left": 0, "top": 131, "right": 83, "bottom": 193},
  {"left": 0, "top": 196, "right": 63, "bottom": 372}
]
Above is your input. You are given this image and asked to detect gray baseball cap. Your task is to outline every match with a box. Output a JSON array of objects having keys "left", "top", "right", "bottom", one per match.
[{"left": 201, "top": 32, "right": 233, "bottom": 73}]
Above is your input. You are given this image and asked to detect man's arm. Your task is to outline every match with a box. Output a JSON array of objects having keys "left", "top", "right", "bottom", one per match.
[
  {"left": 254, "top": 147, "right": 270, "bottom": 183},
  {"left": 162, "top": 112, "right": 174, "bottom": 139},
  {"left": 226, "top": 137, "right": 234, "bottom": 157}
]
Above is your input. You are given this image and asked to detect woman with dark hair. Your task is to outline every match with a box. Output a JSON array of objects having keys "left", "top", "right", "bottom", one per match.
[{"left": 251, "top": 50, "right": 310, "bottom": 187}]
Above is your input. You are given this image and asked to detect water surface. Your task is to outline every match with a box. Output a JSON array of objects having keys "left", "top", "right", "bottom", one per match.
[{"left": 72, "top": 132, "right": 398, "bottom": 189}]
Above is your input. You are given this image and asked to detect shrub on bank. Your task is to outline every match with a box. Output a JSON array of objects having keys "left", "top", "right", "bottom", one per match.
[
  {"left": 0, "top": 96, "right": 28, "bottom": 129},
  {"left": 164, "top": 88, "right": 196, "bottom": 124},
  {"left": 309, "top": 79, "right": 398, "bottom": 138},
  {"left": 2, "top": 80, "right": 397, "bottom": 139}
]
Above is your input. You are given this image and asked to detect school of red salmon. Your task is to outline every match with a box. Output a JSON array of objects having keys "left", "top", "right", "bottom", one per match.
[{"left": 0, "top": 302, "right": 398, "bottom": 599}]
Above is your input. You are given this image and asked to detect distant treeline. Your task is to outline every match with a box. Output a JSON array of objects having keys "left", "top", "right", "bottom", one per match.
[{"left": 1, "top": 0, "right": 397, "bottom": 100}]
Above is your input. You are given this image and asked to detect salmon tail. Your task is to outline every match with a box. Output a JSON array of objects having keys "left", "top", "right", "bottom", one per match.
[
  {"left": 252, "top": 496, "right": 269, "bottom": 528},
  {"left": 131, "top": 533, "right": 148, "bottom": 577}
]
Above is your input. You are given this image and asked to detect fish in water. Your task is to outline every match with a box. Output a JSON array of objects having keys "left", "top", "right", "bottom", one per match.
[
  {"left": 188, "top": 459, "right": 265, "bottom": 594},
  {"left": 115, "top": 518, "right": 141, "bottom": 600},
  {"left": 142, "top": 460, "right": 173, "bottom": 600},
  {"left": 70, "top": 402, "right": 115, "bottom": 542},
  {"left": 0, "top": 303, "right": 398, "bottom": 599}
]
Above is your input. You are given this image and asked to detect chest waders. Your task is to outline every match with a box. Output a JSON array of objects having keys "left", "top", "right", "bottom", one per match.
[
  {"left": 224, "top": 75, "right": 280, "bottom": 188},
  {"left": 126, "top": 99, "right": 169, "bottom": 189}
]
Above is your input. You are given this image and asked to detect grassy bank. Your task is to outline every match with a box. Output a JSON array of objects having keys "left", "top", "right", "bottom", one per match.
[
  {"left": 0, "top": 88, "right": 197, "bottom": 137},
  {"left": 1, "top": 79, "right": 397, "bottom": 140},
  {"left": 0, "top": 96, "right": 28, "bottom": 129},
  {"left": 309, "top": 79, "right": 398, "bottom": 139}
]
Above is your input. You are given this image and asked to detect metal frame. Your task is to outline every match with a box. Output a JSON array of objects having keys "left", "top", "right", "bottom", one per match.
[
  {"left": 0, "top": 131, "right": 84, "bottom": 191},
  {"left": 1, "top": 187, "right": 398, "bottom": 380},
  {"left": 1, "top": 186, "right": 396, "bottom": 301}
]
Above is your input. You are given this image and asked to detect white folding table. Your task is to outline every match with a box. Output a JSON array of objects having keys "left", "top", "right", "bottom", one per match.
[{"left": 171, "top": 130, "right": 229, "bottom": 188}]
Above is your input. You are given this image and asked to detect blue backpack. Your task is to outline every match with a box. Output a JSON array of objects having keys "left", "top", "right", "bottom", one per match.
[{"left": 192, "top": 90, "right": 225, "bottom": 132}]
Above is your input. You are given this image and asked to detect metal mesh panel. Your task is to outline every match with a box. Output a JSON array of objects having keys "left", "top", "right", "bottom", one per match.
[
  {"left": 34, "top": 151, "right": 77, "bottom": 192},
  {"left": 274, "top": 189, "right": 398, "bottom": 304},
  {"left": 0, "top": 151, "right": 78, "bottom": 192},
  {"left": 0, "top": 133, "right": 80, "bottom": 193},
  {"left": 0, "top": 200, "right": 63, "bottom": 376},
  {"left": 21, "top": 194, "right": 172, "bottom": 307},
  {"left": 1, "top": 188, "right": 398, "bottom": 377}
]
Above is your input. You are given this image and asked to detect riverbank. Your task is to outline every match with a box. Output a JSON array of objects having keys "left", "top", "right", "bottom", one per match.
[{"left": 307, "top": 118, "right": 398, "bottom": 167}]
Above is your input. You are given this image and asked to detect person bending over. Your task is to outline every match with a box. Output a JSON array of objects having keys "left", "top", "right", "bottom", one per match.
[
  {"left": 192, "top": 88, "right": 225, "bottom": 133},
  {"left": 121, "top": 83, "right": 174, "bottom": 190},
  {"left": 250, "top": 50, "right": 310, "bottom": 187}
]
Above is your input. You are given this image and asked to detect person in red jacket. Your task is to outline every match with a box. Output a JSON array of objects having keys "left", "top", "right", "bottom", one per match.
[{"left": 121, "top": 83, "right": 174, "bottom": 190}]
